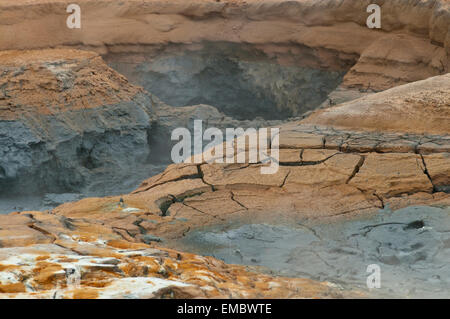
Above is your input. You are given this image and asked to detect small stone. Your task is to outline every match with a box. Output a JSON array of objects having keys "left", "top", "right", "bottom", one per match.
[{"left": 142, "top": 234, "right": 163, "bottom": 244}]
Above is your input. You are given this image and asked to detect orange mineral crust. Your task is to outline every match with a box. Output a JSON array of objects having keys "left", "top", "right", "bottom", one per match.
[{"left": 0, "top": 49, "right": 143, "bottom": 120}]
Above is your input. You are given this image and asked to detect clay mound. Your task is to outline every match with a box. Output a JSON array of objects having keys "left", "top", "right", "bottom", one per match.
[
  {"left": 0, "top": 0, "right": 449, "bottom": 299},
  {"left": 0, "top": 49, "right": 155, "bottom": 198},
  {"left": 303, "top": 73, "right": 450, "bottom": 135}
]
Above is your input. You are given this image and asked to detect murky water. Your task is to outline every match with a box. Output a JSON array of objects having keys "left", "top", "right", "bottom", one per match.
[{"left": 179, "top": 205, "right": 450, "bottom": 298}]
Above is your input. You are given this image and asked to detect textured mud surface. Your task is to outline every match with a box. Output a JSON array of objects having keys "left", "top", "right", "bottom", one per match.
[{"left": 180, "top": 206, "right": 450, "bottom": 298}]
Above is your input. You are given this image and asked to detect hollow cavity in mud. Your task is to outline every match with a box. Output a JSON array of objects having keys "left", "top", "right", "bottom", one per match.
[
  {"left": 178, "top": 205, "right": 450, "bottom": 298},
  {"left": 105, "top": 42, "right": 349, "bottom": 120}
]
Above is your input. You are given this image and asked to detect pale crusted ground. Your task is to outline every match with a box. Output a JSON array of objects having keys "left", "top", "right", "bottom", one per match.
[{"left": 1, "top": 83, "right": 448, "bottom": 296}]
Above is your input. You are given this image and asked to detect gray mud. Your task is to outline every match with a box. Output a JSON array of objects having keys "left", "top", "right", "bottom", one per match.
[
  {"left": 179, "top": 205, "right": 450, "bottom": 298},
  {"left": 0, "top": 92, "right": 168, "bottom": 214},
  {"left": 106, "top": 42, "right": 347, "bottom": 120}
]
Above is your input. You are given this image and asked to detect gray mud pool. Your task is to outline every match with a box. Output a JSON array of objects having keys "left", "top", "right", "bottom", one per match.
[{"left": 179, "top": 205, "right": 450, "bottom": 298}]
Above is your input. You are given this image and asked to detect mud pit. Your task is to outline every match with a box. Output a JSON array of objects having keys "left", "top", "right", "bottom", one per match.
[
  {"left": 105, "top": 42, "right": 350, "bottom": 120},
  {"left": 178, "top": 205, "right": 450, "bottom": 298}
]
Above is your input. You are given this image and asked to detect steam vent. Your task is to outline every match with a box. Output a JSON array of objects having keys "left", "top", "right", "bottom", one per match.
[{"left": 0, "top": 0, "right": 449, "bottom": 301}]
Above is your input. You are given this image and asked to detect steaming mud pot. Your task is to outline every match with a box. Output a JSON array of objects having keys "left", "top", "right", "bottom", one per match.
[{"left": 178, "top": 205, "right": 450, "bottom": 298}]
